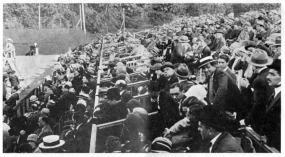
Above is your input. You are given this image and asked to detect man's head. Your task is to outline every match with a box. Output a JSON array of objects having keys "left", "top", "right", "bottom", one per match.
[
  {"left": 62, "top": 85, "right": 70, "bottom": 92},
  {"left": 247, "top": 49, "right": 273, "bottom": 73},
  {"left": 161, "top": 62, "right": 175, "bottom": 78},
  {"left": 218, "top": 54, "right": 230, "bottom": 70},
  {"left": 254, "top": 34, "right": 263, "bottom": 42},
  {"left": 201, "top": 62, "right": 217, "bottom": 77},
  {"left": 197, "top": 105, "right": 227, "bottom": 141},
  {"left": 266, "top": 59, "right": 281, "bottom": 87},
  {"left": 170, "top": 82, "right": 184, "bottom": 103},
  {"left": 38, "top": 116, "right": 49, "bottom": 128}
]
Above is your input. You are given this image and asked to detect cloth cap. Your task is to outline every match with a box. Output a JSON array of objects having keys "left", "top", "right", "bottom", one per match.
[{"left": 27, "top": 134, "right": 38, "bottom": 143}]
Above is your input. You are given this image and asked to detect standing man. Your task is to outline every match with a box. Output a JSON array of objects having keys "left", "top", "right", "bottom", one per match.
[
  {"left": 5, "top": 38, "right": 15, "bottom": 59},
  {"left": 218, "top": 54, "right": 237, "bottom": 82},
  {"left": 261, "top": 59, "right": 281, "bottom": 151},
  {"left": 198, "top": 56, "right": 245, "bottom": 120}
]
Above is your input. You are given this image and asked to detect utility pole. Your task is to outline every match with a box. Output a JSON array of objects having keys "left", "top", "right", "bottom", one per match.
[
  {"left": 38, "top": 4, "right": 41, "bottom": 29},
  {"left": 82, "top": 3, "right": 86, "bottom": 35},
  {"left": 80, "top": 4, "right": 82, "bottom": 30},
  {"left": 122, "top": 8, "right": 125, "bottom": 35}
]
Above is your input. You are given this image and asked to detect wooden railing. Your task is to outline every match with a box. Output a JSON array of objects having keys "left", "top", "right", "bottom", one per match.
[
  {"left": 13, "top": 82, "right": 45, "bottom": 117},
  {"left": 244, "top": 127, "right": 279, "bottom": 153}
]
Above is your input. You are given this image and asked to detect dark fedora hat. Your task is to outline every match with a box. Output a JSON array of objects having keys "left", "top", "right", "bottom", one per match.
[
  {"left": 246, "top": 49, "right": 273, "bottom": 67},
  {"left": 175, "top": 63, "right": 191, "bottom": 79},
  {"left": 197, "top": 105, "right": 228, "bottom": 131},
  {"left": 198, "top": 56, "right": 217, "bottom": 69},
  {"left": 267, "top": 59, "right": 281, "bottom": 74},
  {"left": 160, "top": 62, "right": 175, "bottom": 71},
  {"left": 106, "top": 87, "right": 121, "bottom": 101}
]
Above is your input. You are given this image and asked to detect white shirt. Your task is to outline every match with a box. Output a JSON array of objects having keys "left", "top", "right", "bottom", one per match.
[
  {"left": 120, "top": 90, "right": 125, "bottom": 96},
  {"left": 257, "top": 67, "right": 267, "bottom": 74},
  {"left": 274, "top": 83, "right": 281, "bottom": 98},
  {"left": 223, "top": 66, "right": 229, "bottom": 72},
  {"left": 209, "top": 133, "right": 222, "bottom": 153}
]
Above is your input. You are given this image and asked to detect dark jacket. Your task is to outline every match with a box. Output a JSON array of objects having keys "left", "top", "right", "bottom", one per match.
[
  {"left": 245, "top": 68, "right": 273, "bottom": 133},
  {"left": 209, "top": 69, "right": 245, "bottom": 120},
  {"left": 262, "top": 92, "right": 281, "bottom": 151},
  {"left": 211, "top": 132, "right": 244, "bottom": 153},
  {"left": 121, "top": 90, "right": 133, "bottom": 104},
  {"left": 164, "top": 74, "right": 179, "bottom": 91},
  {"left": 36, "top": 125, "right": 54, "bottom": 143},
  {"left": 200, "top": 46, "right": 211, "bottom": 59},
  {"left": 225, "top": 68, "right": 237, "bottom": 83},
  {"left": 9, "top": 75, "right": 20, "bottom": 88}
]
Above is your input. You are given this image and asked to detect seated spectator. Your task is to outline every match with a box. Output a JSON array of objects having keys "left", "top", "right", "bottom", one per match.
[
  {"left": 150, "top": 137, "right": 172, "bottom": 153},
  {"left": 197, "top": 105, "right": 243, "bottom": 153},
  {"left": 39, "top": 135, "right": 65, "bottom": 153},
  {"left": 121, "top": 113, "right": 149, "bottom": 152},
  {"left": 35, "top": 116, "right": 53, "bottom": 143},
  {"left": 27, "top": 134, "right": 42, "bottom": 153},
  {"left": 115, "top": 80, "right": 133, "bottom": 104},
  {"left": 105, "top": 136, "right": 122, "bottom": 153}
]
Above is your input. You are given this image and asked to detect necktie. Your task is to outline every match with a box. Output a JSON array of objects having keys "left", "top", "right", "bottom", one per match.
[
  {"left": 208, "top": 75, "right": 214, "bottom": 104},
  {"left": 267, "top": 92, "right": 275, "bottom": 110},
  {"left": 207, "top": 142, "right": 212, "bottom": 153}
]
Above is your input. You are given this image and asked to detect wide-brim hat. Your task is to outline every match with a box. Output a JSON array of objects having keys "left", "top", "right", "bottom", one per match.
[
  {"left": 106, "top": 87, "right": 121, "bottom": 101},
  {"left": 197, "top": 105, "right": 228, "bottom": 131},
  {"left": 246, "top": 49, "right": 273, "bottom": 67},
  {"left": 178, "top": 36, "right": 190, "bottom": 43},
  {"left": 39, "top": 135, "right": 65, "bottom": 149},
  {"left": 151, "top": 63, "right": 163, "bottom": 71},
  {"left": 198, "top": 56, "right": 217, "bottom": 69},
  {"left": 214, "top": 29, "right": 224, "bottom": 34},
  {"left": 175, "top": 63, "right": 191, "bottom": 79},
  {"left": 160, "top": 62, "right": 175, "bottom": 71}
]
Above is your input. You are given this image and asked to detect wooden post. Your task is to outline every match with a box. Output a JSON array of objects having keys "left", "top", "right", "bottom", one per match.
[
  {"left": 82, "top": 3, "right": 86, "bottom": 35},
  {"left": 38, "top": 4, "right": 41, "bottom": 29},
  {"left": 122, "top": 8, "right": 125, "bottom": 35},
  {"left": 89, "top": 38, "right": 104, "bottom": 153}
]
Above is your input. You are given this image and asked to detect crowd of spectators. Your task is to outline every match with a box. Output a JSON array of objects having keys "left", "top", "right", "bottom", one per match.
[{"left": 3, "top": 8, "right": 281, "bottom": 153}]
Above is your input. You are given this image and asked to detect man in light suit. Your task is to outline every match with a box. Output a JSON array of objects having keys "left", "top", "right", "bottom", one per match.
[
  {"left": 198, "top": 105, "right": 244, "bottom": 153},
  {"left": 261, "top": 59, "right": 281, "bottom": 151},
  {"left": 36, "top": 116, "right": 53, "bottom": 143}
]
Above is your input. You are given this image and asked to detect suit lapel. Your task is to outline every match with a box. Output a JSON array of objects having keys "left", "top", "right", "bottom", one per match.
[
  {"left": 266, "top": 92, "right": 281, "bottom": 113},
  {"left": 211, "top": 132, "right": 227, "bottom": 152}
]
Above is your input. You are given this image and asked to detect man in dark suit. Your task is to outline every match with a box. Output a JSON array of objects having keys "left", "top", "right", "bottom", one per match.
[
  {"left": 260, "top": 59, "right": 281, "bottom": 151},
  {"left": 198, "top": 56, "right": 245, "bottom": 120},
  {"left": 240, "top": 49, "right": 273, "bottom": 134},
  {"left": 115, "top": 80, "right": 133, "bottom": 104},
  {"left": 218, "top": 54, "right": 237, "bottom": 83},
  {"left": 161, "top": 62, "right": 179, "bottom": 91},
  {"left": 198, "top": 105, "right": 244, "bottom": 153}
]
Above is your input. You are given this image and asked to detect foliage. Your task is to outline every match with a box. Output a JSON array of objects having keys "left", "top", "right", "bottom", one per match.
[{"left": 3, "top": 3, "right": 281, "bottom": 33}]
